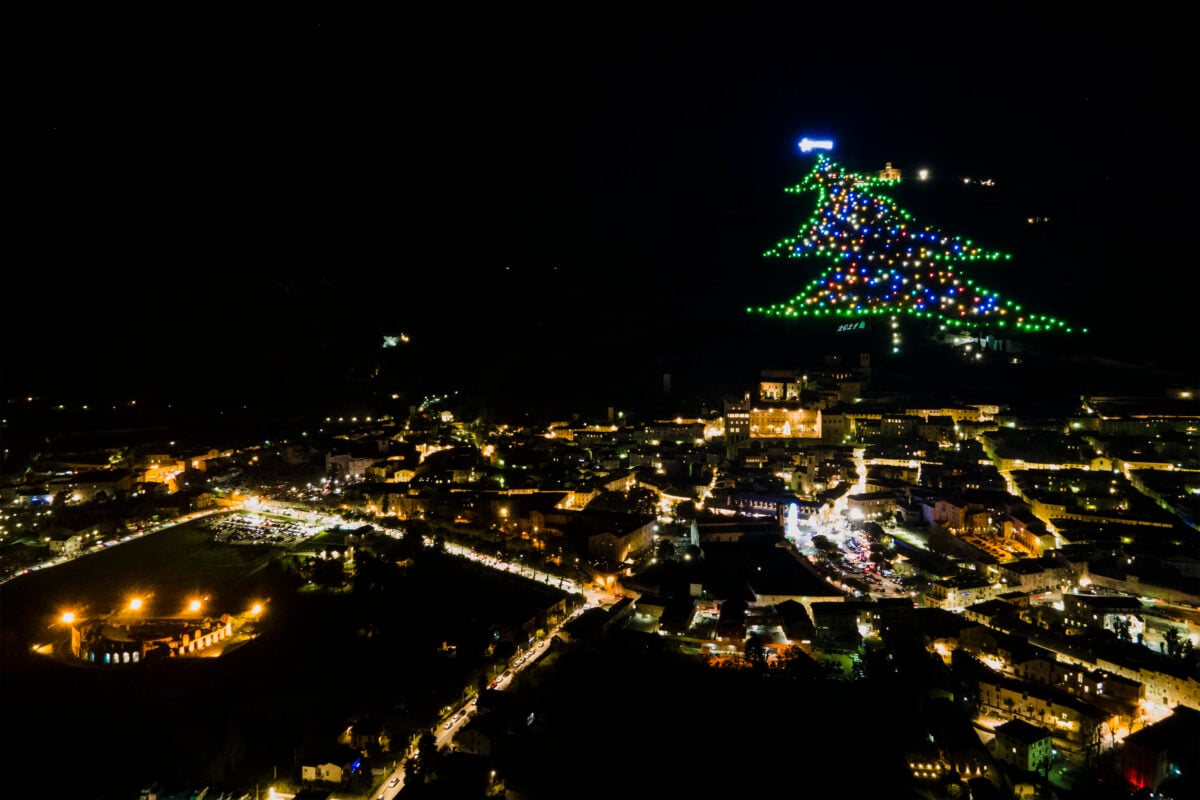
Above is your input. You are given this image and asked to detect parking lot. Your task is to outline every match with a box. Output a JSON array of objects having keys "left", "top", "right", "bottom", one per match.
[{"left": 205, "top": 512, "right": 321, "bottom": 545}]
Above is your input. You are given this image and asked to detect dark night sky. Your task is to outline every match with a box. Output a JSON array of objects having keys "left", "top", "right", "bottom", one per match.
[{"left": 8, "top": 15, "right": 1198, "bottom": 415}]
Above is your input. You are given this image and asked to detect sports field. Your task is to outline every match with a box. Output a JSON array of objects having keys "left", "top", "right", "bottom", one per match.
[{"left": 0, "top": 510, "right": 288, "bottom": 649}]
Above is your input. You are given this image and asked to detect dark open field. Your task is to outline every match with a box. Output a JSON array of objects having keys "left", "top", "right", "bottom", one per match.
[{"left": 0, "top": 512, "right": 282, "bottom": 650}]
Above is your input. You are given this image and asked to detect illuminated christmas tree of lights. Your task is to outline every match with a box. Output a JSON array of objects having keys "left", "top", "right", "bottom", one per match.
[
  {"left": 748, "top": 152, "right": 1083, "bottom": 336},
  {"left": 784, "top": 502, "right": 810, "bottom": 550}
]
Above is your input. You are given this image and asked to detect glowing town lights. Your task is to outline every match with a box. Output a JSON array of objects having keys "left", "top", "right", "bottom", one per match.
[
  {"left": 128, "top": 597, "right": 143, "bottom": 611},
  {"left": 61, "top": 611, "right": 75, "bottom": 624},
  {"left": 752, "top": 153, "right": 1078, "bottom": 336}
]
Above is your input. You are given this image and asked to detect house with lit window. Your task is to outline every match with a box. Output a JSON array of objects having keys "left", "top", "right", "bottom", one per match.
[
  {"left": 579, "top": 511, "right": 656, "bottom": 564},
  {"left": 877, "top": 161, "right": 901, "bottom": 181},
  {"left": 990, "top": 718, "right": 1054, "bottom": 773},
  {"left": 746, "top": 404, "right": 822, "bottom": 440},
  {"left": 924, "top": 573, "right": 1002, "bottom": 611},
  {"left": 301, "top": 761, "right": 345, "bottom": 784},
  {"left": 903, "top": 700, "right": 1000, "bottom": 790},
  {"left": 630, "top": 593, "right": 671, "bottom": 632},
  {"left": 865, "top": 596, "right": 917, "bottom": 639},
  {"left": 455, "top": 711, "right": 513, "bottom": 757},
  {"left": 845, "top": 489, "right": 900, "bottom": 521},
  {"left": 42, "top": 525, "right": 90, "bottom": 557},
  {"left": 1012, "top": 654, "right": 1145, "bottom": 720},
  {"left": 1003, "top": 508, "right": 1055, "bottom": 557},
  {"left": 48, "top": 468, "right": 136, "bottom": 504},
  {"left": 960, "top": 599, "right": 1021, "bottom": 631},
  {"left": 810, "top": 600, "right": 864, "bottom": 651},
  {"left": 993, "top": 555, "right": 1066, "bottom": 594},
  {"left": 1060, "top": 592, "right": 1143, "bottom": 635},
  {"left": 977, "top": 672, "right": 1114, "bottom": 761}
]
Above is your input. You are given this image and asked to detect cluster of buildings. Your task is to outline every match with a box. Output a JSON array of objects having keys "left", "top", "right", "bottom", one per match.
[
  {"left": 254, "top": 354, "right": 1195, "bottom": 796},
  {"left": 3, "top": 344, "right": 1198, "bottom": 796}
]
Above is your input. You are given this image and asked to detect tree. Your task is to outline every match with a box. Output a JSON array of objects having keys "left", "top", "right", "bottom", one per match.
[
  {"left": 310, "top": 555, "right": 346, "bottom": 589},
  {"left": 1163, "top": 626, "right": 1183, "bottom": 656},
  {"left": 753, "top": 153, "right": 1080, "bottom": 339},
  {"left": 811, "top": 534, "right": 838, "bottom": 555},
  {"left": 352, "top": 550, "right": 401, "bottom": 593},
  {"left": 585, "top": 488, "right": 659, "bottom": 516},
  {"left": 744, "top": 633, "right": 766, "bottom": 670},
  {"left": 1162, "top": 626, "right": 1195, "bottom": 662},
  {"left": 405, "top": 730, "right": 441, "bottom": 785},
  {"left": 584, "top": 490, "right": 626, "bottom": 513},
  {"left": 782, "top": 645, "right": 817, "bottom": 677},
  {"left": 673, "top": 500, "right": 698, "bottom": 522},
  {"left": 628, "top": 487, "right": 659, "bottom": 516}
]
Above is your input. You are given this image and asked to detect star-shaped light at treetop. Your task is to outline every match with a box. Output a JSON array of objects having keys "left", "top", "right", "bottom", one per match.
[{"left": 748, "top": 154, "right": 1082, "bottom": 335}]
